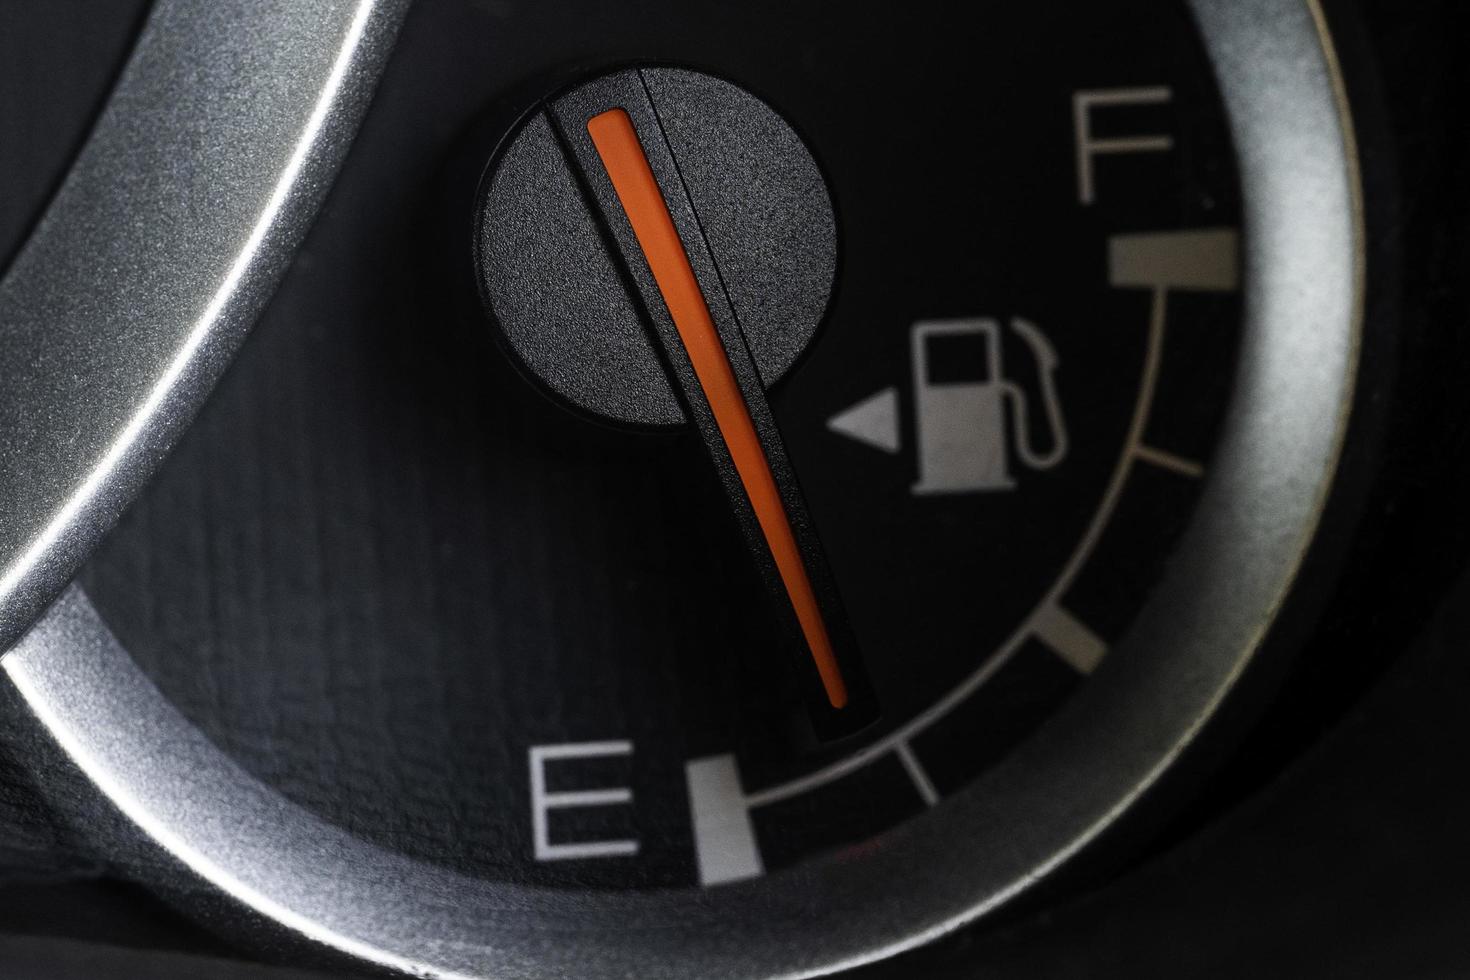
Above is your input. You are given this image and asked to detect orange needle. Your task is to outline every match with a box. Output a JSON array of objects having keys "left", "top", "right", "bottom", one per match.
[{"left": 587, "top": 108, "right": 849, "bottom": 710}]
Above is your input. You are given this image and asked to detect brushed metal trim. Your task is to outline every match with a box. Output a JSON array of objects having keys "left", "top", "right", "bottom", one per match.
[{"left": 0, "top": 0, "right": 410, "bottom": 649}]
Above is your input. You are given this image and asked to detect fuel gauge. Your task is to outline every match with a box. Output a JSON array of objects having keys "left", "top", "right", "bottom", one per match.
[
  {"left": 467, "top": 42, "right": 1243, "bottom": 887},
  {"left": 5, "top": 0, "right": 1366, "bottom": 977}
]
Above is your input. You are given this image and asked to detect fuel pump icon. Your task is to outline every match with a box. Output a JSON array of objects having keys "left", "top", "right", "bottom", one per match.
[{"left": 910, "top": 318, "right": 1068, "bottom": 495}]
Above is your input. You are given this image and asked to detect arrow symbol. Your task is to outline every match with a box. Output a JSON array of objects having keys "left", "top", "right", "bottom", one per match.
[{"left": 826, "top": 388, "right": 901, "bottom": 454}]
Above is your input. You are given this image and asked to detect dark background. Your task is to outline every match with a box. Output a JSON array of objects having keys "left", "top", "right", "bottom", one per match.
[{"left": 0, "top": 0, "right": 1465, "bottom": 975}]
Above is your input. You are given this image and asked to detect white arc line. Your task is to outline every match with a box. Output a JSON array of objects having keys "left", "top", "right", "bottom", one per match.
[{"left": 745, "top": 286, "right": 1171, "bottom": 810}]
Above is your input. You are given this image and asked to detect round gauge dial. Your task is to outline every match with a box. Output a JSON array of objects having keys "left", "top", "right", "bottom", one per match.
[
  {"left": 82, "top": 0, "right": 1241, "bottom": 894},
  {"left": 0, "top": 0, "right": 1361, "bottom": 976}
]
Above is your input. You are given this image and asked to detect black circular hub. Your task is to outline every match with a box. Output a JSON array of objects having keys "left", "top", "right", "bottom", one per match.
[{"left": 476, "top": 67, "right": 837, "bottom": 429}]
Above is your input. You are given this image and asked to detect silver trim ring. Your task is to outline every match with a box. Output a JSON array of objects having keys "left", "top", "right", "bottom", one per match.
[
  {"left": 0, "top": 0, "right": 410, "bottom": 649},
  {"left": 0, "top": 1, "right": 1363, "bottom": 978}
]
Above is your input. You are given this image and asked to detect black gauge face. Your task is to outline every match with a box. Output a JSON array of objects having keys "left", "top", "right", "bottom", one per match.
[{"left": 81, "top": 0, "right": 1240, "bottom": 894}]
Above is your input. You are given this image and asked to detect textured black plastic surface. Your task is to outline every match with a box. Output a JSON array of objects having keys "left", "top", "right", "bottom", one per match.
[
  {"left": 477, "top": 111, "right": 682, "bottom": 426},
  {"left": 476, "top": 66, "right": 837, "bottom": 429}
]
